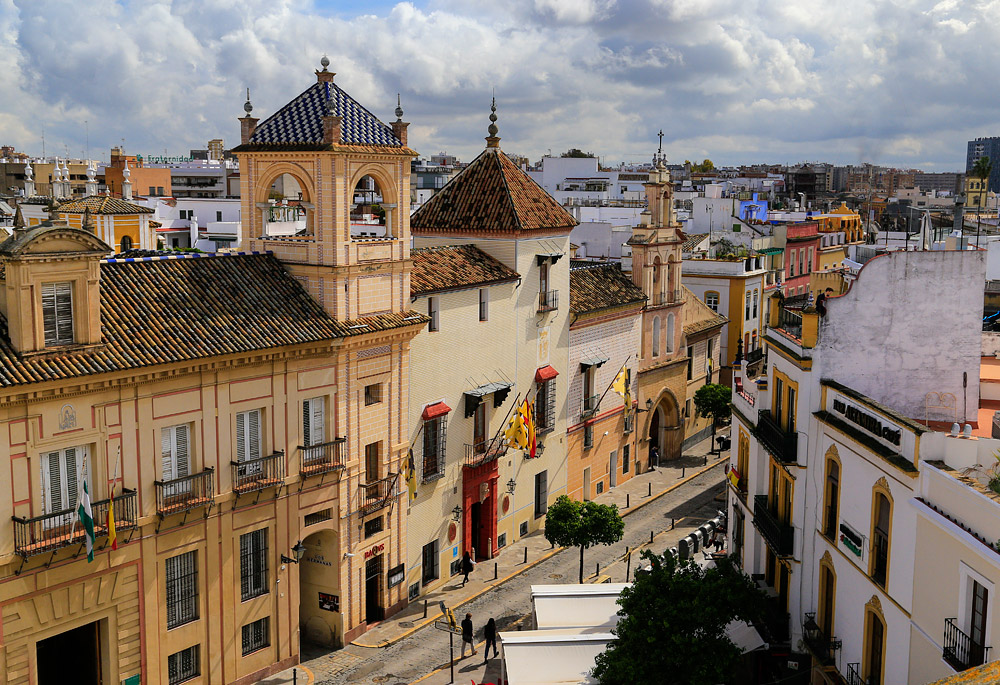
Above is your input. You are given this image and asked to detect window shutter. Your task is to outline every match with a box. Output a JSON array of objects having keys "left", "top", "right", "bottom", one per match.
[
  {"left": 248, "top": 410, "right": 261, "bottom": 460},
  {"left": 54, "top": 283, "right": 73, "bottom": 344},
  {"left": 310, "top": 398, "right": 324, "bottom": 447},
  {"left": 41, "top": 283, "right": 57, "bottom": 344},
  {"left": 43, "top": 451, "right": 60, "bottom": 513},
  {"left": 236, "top": 412, "right": 247, "bottom": 463},
  {"left": 162, "top": 427, "right": 175, "bottom": 481},
  {"left": 176, "top": 425, "right": 190, "bottom": 477},
  {"left": 302, "top": 401, "right": 311, "bottom": 447},
  {"left": 65, "top": 447, "right": 79, "bottom": 511}
]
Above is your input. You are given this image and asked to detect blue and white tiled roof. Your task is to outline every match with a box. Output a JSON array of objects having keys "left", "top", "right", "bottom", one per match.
[{"left": 250, "top": 81, "right": 402, "bottom": 147}]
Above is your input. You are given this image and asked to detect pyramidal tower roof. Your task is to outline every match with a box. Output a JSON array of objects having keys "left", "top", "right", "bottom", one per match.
[{"left": 411, "top": 101, "right": 577, "bottom": 238}]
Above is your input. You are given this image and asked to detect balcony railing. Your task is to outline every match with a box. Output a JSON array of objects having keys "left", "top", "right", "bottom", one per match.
[
  {"left": 360, "top": 474, "right": 399, "bottom": 515},
  {"left": 231, "top": 451, "right": 285, "bottom": 495},
  {"left": 582, "top": 394, "right": 600, "bottom": 416},
  {"left": 777, "top": 307, "right": 803, "bottom": 338},
  {"left": 802, "top": 612, "right": 841, "bottom": 665},
  {"left": 755, "top": 409, "right": 798, "bottom": 463},
  {"left": 538, "top": 290, "right": 559, "bottom": 313},
  {"left": 652, "top": 289, "right": 683, "bottom": 306},
  {"left": 847, "top": 663, "right": 869, "bottom": 685},
  {"left": 943, "top": 617, "right": 991, "bottom": 672},
  {"left": 13, "top": 488, "right": 138, "bottom": 558},
  {"left": 155, "top": 469, "right": 215, "bottom": 517},
  {"left": 465, "top": 442, "right": 506, "bottom": 469},
  {"left": 299, "top": 439, "right": 347, "bottom": 477},
  {"left": 746, "top": 346, "right": 764, "bottom": 364},
  {"left": 752, "top": 495, "right": 794, "bottom": 556}
]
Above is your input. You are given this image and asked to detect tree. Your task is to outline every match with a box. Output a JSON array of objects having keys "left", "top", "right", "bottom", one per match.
[
  {"left": 592, "top": 551, "right": 766, "bottom": 685},
  {"left": 973, "top": 156, "right": 993, "bottom": 244},
  {"left": 561, "top": 148, "right": 595, "bottom": 158},
  {"left": 544, "top": 495, "right": 624, "bottom": 583},
  {"left": 694, "top": 383, "right": 732, "bottom": 453}
]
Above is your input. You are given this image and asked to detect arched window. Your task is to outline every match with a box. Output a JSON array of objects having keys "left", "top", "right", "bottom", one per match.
[
  {"left": 818, "top": 559, "right": 836, "bottom": 641},
  {"left": 864, "top": 603, "right": 887, "bottom": 685},
  {"left": 651, "top": 316, "right": 660, "bottom": 358},
  {"left": 823, "top": 451, "right": 840, "bottom": 539},
  {"left": 666, "top": 314, "right": 674, "bottom": 353},
  {"left": 870, "top": 484, "right": 892, "bottom": 588},
  {"left": 745, "top": 292, "right": 751, "bottom": 320},
  {"left": 752, "top": 290, "right": 759, "bottom": 318},
  {"left": 120, "top": 235, "right": 133, "bottom": 252}
]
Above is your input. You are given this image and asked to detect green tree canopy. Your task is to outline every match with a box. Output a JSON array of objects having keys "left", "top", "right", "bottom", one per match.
[
  {"left": 544, "top": 495, "right": 625, "bottom": 583},
  {"left": 561, "top": 148, "right": 595, "bottom": 158},
  {"left": 592, "top": 551, "right": 766, "bottom": 685},
  {"left": 973, "top": 155, "right": 992, "bottom": 182},
  {"left": 694, "top": 383, "right": 732, "bottom": 453}
]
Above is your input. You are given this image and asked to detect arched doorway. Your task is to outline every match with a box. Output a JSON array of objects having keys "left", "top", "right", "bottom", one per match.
[
  {"left": 649, "top": 408, "right": 661, "bottom": 467},
  {"left": 262, "top": 172, "right": 313, "bottom": 238},
  {"left": 351, "top": 174, "right": 390, "bottom": 239},
  {"left": 647, "top": 391, "right": 682, "bottom": 466},
  {"left": 298, "top": 529, "right": 343, "bottom": 650}
]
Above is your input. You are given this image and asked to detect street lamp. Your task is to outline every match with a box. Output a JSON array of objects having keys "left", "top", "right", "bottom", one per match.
[
  {"left": 281, "top": 540, "right": 307, "bottom": 565},
  {"left": 451, "top": 505, "right": 462, "bottom": 522},
  {"left": 506, "top": 478, "right": 517, "bottom": 495}
]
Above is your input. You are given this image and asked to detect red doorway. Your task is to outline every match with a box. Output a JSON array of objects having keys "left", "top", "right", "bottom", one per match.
[{"left": 463, "top": 464, "right": 498, "bottom": 561}]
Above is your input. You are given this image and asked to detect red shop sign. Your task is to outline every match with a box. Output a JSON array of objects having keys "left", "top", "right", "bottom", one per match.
[{"left": 364, "top": 543, "right": 385, "bottom": 560}]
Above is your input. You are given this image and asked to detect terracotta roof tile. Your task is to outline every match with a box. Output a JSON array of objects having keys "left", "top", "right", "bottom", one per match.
[
  {"left": 410, "top": 245, "right": 519, "bottom": 295},
  {"left": 570, "top": 261, "right": 646, "bottom": 315},
  {"left": 0, "top": 253, "right": 427, "bottom": 388},
  {"left": 682, "top": 286, "right": 728, "bottom": 336},
  {"left": 411, "top": 148, "right": 577, "bottom": 237},
  {"left": 56, "top": 196, "right": 153, "bottom": 215}
]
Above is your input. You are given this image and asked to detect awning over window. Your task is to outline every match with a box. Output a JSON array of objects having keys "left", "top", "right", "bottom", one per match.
[
  {"left": 579, "top": 354, "right": 609, "bottom": 371},
  {"left": 535, "top": 365, "right": 559, "bottom": 382},
  {"left": 536, "top": 252, "right": 564, "bottom": 266},
  {"left": 464, "top": 380, "right": 514, "bottom": 417},
  {"left": 421, "top": 401, "right": 451, "bottom": 421},
  {"left": 758, "top": 247, "right": 784, "bottom": 256}
]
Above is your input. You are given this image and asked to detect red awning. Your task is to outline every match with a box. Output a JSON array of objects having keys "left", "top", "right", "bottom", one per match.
[
  {"left": 535, "top": 365, "right": 559, "bottom": 382},
  {"left": 421, "top": 401, "right": 452, "bottom": 421}
]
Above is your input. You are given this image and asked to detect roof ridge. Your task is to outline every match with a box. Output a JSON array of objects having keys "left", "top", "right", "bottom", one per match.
[
  {"left": 102, "top": 250, "right": 271, "bottom": 264},
  {"left": 493, "top": 149, "right": 524, "bottom": 234}
]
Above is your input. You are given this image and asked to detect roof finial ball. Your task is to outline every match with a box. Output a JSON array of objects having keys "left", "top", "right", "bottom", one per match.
[
  {"left": 320, "top": 54, "right": 330, "bottom": 71},
  {"left": 315, "top": 54, "right": 336, "bottom": 83},
  {"left": 244, "top": 88, "right": 253, "bottom": 117},
  {"left": 486, "top": 94, "right": 500, "bottom": 148},
  {"left": 395, "top": 94, "right": 404, "bottom": 122}
]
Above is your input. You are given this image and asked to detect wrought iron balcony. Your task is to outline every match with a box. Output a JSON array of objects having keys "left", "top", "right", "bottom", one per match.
[
  {"left": 231, "top": 451, "right": 285, "bottom": 495},
  {"left": 155, "top": 468, "right": 215, "bottom": 518},
  {"left": 943, "top": 617, "right": 991, "bottom": 672},
  {"left": 846, "top": 663, "right": 869, "bottom": 685},
  {"left": 465, "top": 442, "right": 506, "bottom": 469},
  {"left": 802, "top": 612, "right": 841, "bottom": 665},
  {"left": 755, "top": 409, "right": 798, "bottom": 463},
  {"left": 538, "top": 289, "right": 559, "bottom": 313},
  {"left": 299, "top": 438, "right": 347, "bottom": 477},
  {"left": 752, "top": 495, "right": 794, "bottom": 556},
  {"left": 777, "top": 307, "right": 802, "bottom": 339},
  {"left": 360, "top": 473, "right": 398, "bottom": 515},
  {"left": 746, "top": 346, "right": 764, "bottom": 364},
  {"left": 13, "top": 488, "right": 137, "bottom": 558}
]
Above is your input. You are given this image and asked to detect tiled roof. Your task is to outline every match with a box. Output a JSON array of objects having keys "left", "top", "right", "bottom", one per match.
[
  {"left": 0, "top": 253, "right": 427, "bottom": 388},
  {"left": 682, "top": 234, "right": 708, "bottom": 252},
  {"left": 410, "top": 245, "right": 519, "bottom": 296},
  {"left": 410, "top": 148, "right": 577, "bottom": 237},
  {"left": 247, "top": 81, "right": 402, "bottom": 147},
  {"left": 56, "top": 196, "right": 154, "bottom": 215},
  {"left": 569, "top": 262, "right": 646, "bottom": 315},
  {"left": 682, "top": 286, "right": 727, "bottom": 336}
]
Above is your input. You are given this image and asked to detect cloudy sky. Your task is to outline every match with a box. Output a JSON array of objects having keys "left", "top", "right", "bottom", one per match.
[{"left": 2, "top": 0, "right": 996, "bottom": 170}]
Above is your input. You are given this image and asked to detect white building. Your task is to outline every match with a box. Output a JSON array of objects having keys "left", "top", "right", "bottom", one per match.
[
  {"left": 527, "top": 156, "right": 650, "bottom": 205},
  {"left": 138, "top": 197, "right": 242, "bottom": 250}
]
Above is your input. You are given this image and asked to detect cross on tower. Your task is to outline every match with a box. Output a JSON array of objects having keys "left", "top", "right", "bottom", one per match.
[{"left": 657, "top": 129, "right": 664, "bottom": 154}]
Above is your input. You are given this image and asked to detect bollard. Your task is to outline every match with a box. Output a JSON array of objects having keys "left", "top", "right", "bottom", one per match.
[
  {"left": 626, "top": 493, "right": 630, "bottom": 509},
  {"left": 524, "top": 547, "right": 528, "bottom": 564},
  {"left": 682, "top": 466, "right": 685, "bottom": 478},
  {"left": 423, "top": 600, "right": 428, "bottom": 619},
  {"left": 488, "top": 537, "right": 493, "bottom": 560},
  {"left": 596, "top": 562, "right": 600, "bottom": 576},
  {"left": 494, "top": 562, "right": 498, "bottom": 580},
  {"left": 551, "top": 540, "right": 555, "bottom": 549},
  {"left": 671, "top": 517, "right": 675, "bottom": 530},
  {"left": 293, "top": 668, "right": 297, "bottom": 685},
  {"left": 704, "top": 455, "right": 707, "bottom": 466},
  {"left": 650, "top": 530, "right": 654, "bottom": 544},
  {"left": 626, "top": 551, "right": 631, "bottom": 582},
  {"left": 647, "top": 483, "right": 651, "bottom": 497}
]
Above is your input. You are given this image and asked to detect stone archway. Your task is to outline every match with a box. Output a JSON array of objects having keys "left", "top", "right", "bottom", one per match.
[
  {"left": 252, "top": 162, "right": 317, "bottom": 240},
  {"left": 349, "top": 165, "right": 399, "bottom": 239},
  {"left": 646, "top": 389, "right": 682, "bottom": 465},
  {"left": 298, "top": 528, "right": 343, "bottom": 650}
]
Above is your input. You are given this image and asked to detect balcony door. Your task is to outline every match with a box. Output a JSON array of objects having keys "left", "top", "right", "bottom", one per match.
[
  {"left": 236, "top": 409, "right": 262, "bottom": 476},
  {"left": 161, "top": 425, "right": 192, "bottom": 500},
  {"left": 970, "top": 580, "right": 989, "bottom": 666},
  {"left": 474, "top": 403, "right": 487, "bottom": 453},
  {"left": 41, "top": 446, "right": 88, "bottom": 519},
  {"left": 865, "top": 610, "right": 885, "bottom": 685}
]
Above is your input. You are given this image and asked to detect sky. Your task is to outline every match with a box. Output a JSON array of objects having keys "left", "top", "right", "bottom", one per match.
[{"left": 2, "top": 0, "right": 997, "bottom": 170}]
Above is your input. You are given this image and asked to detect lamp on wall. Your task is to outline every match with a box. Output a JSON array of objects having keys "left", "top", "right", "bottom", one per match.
[
  {"left": 281, "top": 540, "right": 307, "bottom": 565},
  {"left": 452, "top": 505, "right": 463, "bottom": 522},
  {"left": 506, "top": 478, "right": 517, "bottom": 495}
]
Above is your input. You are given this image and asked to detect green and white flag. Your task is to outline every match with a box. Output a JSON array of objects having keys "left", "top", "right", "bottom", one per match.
[{"left": 76, "top": 478, "right": 95, "bottom": 562}]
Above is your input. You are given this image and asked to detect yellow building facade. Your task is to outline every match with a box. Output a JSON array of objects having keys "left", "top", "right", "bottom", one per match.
[
  {"left": 0, "top": 62, "right": 426, "bottom": 685},
  {"left": 54, "top": 196, "right": 158, "bottom": 253}
]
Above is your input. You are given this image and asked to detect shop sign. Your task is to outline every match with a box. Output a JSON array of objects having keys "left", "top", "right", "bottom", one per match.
[
  {"left": 318, "top": 592, "right": 339, "bottom": 612},
  {"left": 839, "top": 523, "right": 863, "bottom": 558},
  {"left": 305, "top": 553, "right": 334, "bottom": 567},
  {"left": 364, "top": 543, "right": 385, "bottom": 560},
  {"left": 832, "top": 395, "right": 902, "bottom": 447},
  {"left": 387, "top": 563, "right": 405, "bottom": 588}
]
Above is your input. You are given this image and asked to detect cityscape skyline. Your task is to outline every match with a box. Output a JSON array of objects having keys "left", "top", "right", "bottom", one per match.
[{"left": 2, "top": 0, "right": 996, "bottom": 170}]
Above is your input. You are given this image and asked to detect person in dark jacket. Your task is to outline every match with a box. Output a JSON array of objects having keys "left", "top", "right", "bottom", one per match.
[
  {"left": 461, "top": 550, "right": 475, "bottom": 587},
  {"left": 461, "top": 612, "right": 477, "bottom": 657},
  {"left": 483, "top": 617, "right": 499, "bottom": 661}
]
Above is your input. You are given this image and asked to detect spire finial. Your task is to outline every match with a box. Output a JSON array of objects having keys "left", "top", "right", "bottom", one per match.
[
  {"left": 486, "top": 93, "right": 500, "bottom": 147},
  {"left": 657, "top": 129, "right": 664, "bottom": 154},
  {"left": 12, "top": 203, "right": 24, "bottom": 231},
  {"left": 320, "top": 54, "right": 330, "bottom": 71},
  {"left": 244, "top": 87, "right": 253, "bottom": 116},
  {"left": 82, "top": 206, "right": 93, "bottom": 233},
  {"left": 395, "top": 93, "right": 404, "bottom": 121}
]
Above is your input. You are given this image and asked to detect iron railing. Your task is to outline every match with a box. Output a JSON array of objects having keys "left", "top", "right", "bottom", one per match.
[
  {"left": 13, "top": 488, "right": 137, "bottom": 557},
  {"left": 778, "top": 307, "right": 803, "bottom": 338},
  {"left": 231, "top": 451, "right": 285, "bottom": 494},
  {"left": 582, "top": 394, "right": 600, "bottom": 416},
  {"left": 299, "top": 439, "right": 347, "bottom": 477},
  {"left": 943, "top": 617, "right": 991, "bottom": 671},
  {"left": 538, "top": 290, "right": 559, "bottom": 313},
  {"left": 847, "top": 663, "right": 869, "bottom": 685},
  {"left": 802, "top": 612, "right": 841, "bottom": 665},
  {"left": 746, "top": 346, "right": 764, "bottom": 364},
  {"left": 360, "top": 474, "right": 398, "bottom": 515},
  {"left": 752, "top": 495, "right": 794, "bottom": 556},
  {"left": 755, "top": 409, "right": 798, "bottom": 463},
  {"left": 465, "top": 442, "right": 506, "bottom": 469},
  {"left": 155, "top": 469, "right": 215, "bottom": 517}
]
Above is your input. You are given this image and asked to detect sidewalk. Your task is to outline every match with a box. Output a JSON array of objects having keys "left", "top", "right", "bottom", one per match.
[{"left": 260, "top": 434, "right": 729, "bottom": 684}]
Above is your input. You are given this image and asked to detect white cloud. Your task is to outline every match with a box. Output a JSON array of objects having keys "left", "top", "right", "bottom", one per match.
[{"left": 0, "top": 0, "right": 996, "bottom": 169}]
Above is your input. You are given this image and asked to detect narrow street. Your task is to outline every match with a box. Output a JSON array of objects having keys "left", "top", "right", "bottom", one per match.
[{"left": 296, "top": 463, "right": 727, "bottom": 685}]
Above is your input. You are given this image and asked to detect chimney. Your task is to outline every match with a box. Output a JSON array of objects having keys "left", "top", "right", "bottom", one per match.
[
  {"left": 322, "top": 115, "right": 342, "bottom": 145},
  {"left": 240, "top": 88, "right": 258, "bottom": 145},
  {"left": 391, "top": 120, "right": 409, "bottom": 147}
]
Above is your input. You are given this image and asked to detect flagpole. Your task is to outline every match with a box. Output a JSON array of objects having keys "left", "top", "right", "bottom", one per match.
[
  {"left": 595, "top": 355, "right": 633, "bottom": 410},
  {"left": 487, "top": 392, "right": 522, "bottom": 455}
]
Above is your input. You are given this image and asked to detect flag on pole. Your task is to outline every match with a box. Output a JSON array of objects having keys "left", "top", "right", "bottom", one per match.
[
  {"left": 728, "top": 465, "right": 741, "bottom": 490},
  {"left": 406, "top": 449, "right": 418, "bottom": 501},
  {"left": 521, "top": 399, "right": 537, "bottom": 459},
  {"left": 76, "top": 469, "right": 96, "bottom": 563},
  {"left": 505, "top": 409, "right": 527, "bottom": 450},
  {"left": 612, "top": 367, "right": 631, "bottom": 410},
  {"left": 107, "top": 446, "right": 120, "bottom": 551}
]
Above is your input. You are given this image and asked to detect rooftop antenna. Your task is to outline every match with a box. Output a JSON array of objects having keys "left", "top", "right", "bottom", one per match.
[{"left": 41, "top": 129, "right": 45, "bottom": 158}]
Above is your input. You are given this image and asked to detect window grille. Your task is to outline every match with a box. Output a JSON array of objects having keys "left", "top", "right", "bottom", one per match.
[
  {"left": 166, "top": 551, "right": 199, "bottom": 628},
  {"left": 168, "top": 645, "right": 200, "bottom": 684},
  {"left": 364, "top": 516, "right": 383, "bottom": 539},
  {"left": 422, "top": 417, "right": 447, "bottom": 481},
  {"left": 364, "top": 384, "right": 382, "bottom": 406},
  {"left": 497, "top": 533, "right": 507, "bottom": 549},
  {"left": 304, "top": 509, "right": 332, "bottom": 526},
  {"left": 241, "top": 617, "right": 270, "bottom": 656},
  {"left": 239, "top": 529, "right": 268, "bottom": 601},
  {"left": 536, "top": 380, "right": 556, "bottom": 434}
]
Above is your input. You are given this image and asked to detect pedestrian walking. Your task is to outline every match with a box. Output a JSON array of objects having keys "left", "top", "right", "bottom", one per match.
[
  {"left": 461, "top": 550, "right": 475, "bottom": 587},
  {"left": 649, "top": 444, "right": 659, "bottom": 470},
  {"left": 461, "top": 612, "right": 477, "bottom": 657},
  {"left": 484, "top": 617, "right": 499, "bottom": 661}
]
